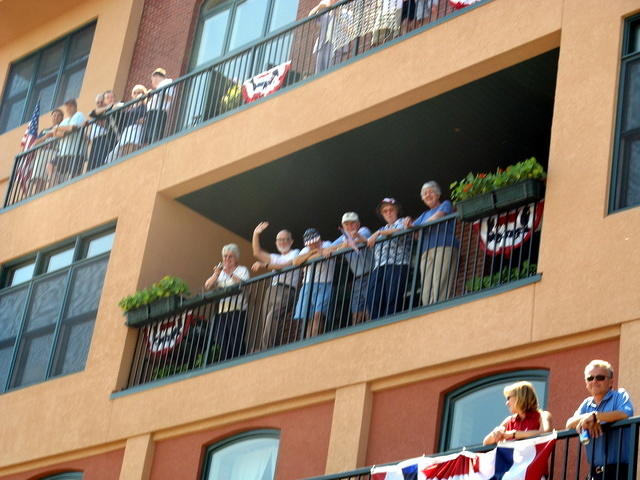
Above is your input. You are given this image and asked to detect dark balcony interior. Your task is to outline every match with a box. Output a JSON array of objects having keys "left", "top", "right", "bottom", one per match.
[{"left": 178, "top": 49, "right": 558, "bottom": 244}]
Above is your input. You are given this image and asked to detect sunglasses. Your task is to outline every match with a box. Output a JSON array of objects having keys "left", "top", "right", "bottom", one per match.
[{"left": 586, "top": 375, "right": 609, "bottom": 382}]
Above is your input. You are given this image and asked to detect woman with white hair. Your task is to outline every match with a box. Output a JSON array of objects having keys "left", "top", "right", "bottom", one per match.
[
  {"left": 204, "top": 243, "right": 250, "bottom": 360},
  {"left": 411, "top": 181, "right": 459, "bottom": 305}
]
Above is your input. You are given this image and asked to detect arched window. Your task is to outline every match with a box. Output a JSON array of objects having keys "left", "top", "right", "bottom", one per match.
[
  {"left": 201, "top": 429, "right": 280, "bottom": 480},
  {"left": 439, "top": 369, "right": 549, "bottom": 451},
  {"left": 40, "top": 473, "right": 83, "bottom": 480},
  {"left": 191, "top": 0, "right": 301, "bottom": 69}
]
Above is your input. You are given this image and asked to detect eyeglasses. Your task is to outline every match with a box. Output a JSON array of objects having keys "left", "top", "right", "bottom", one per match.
[{"left": 586, "top": 375, "right": 609, "bottom": 382}]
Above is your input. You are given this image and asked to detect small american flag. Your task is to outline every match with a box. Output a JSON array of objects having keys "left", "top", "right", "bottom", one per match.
[
  {"left": 16, "top": 101, "right": 41, "bottom": 196},
  {"left": 20, "top": 101, "right": 40, "bottom": 152}
]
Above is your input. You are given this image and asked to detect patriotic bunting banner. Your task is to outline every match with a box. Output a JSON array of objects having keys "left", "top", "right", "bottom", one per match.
[
  {"left": 242, "top": 61, "right": 292, "bottom": 103},
  {"left": 371, "top": 433, "right": 556, "bottom": 480},
  {"left": 473, "top": 201, "right": 544, "bottom": 257},
  {"left": 449, "top": 0, "right": 483, "bottom": 10}
]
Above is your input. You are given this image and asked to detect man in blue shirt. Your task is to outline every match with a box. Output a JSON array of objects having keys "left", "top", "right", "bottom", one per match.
[{"left": 566, "top": 360, "right": 634, "bottom": 480}]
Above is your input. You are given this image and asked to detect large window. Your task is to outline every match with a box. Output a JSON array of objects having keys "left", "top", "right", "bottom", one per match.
[
  {"left": 191, "top": 0, "right": 300, "bottom": 70},
  {"left": 439, "top": 370, "right": 549, "bottom": 451},
  {"left": 0, "top": 22, "right": 96, "bottom": 134},
  {"left": 0, "top": 225, "right": 114, "bottom": 393},
  {"left": 201, "top": 430, "right": 280, "bottom": 480},
  {"left": 611, "top": 15, "right": 640, "bottom": 211}
]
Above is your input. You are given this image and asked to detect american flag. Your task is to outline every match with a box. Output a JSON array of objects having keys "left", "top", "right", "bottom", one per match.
[
  {"left": 16, "top": 101, "right": 41, "bottom": 196},
  {"left": 20, "top": 101, "right": 40, "bottom": 152}
]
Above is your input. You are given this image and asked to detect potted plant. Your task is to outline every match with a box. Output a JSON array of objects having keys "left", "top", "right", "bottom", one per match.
[
  {"left": 450, "top": 157, "right": 546, "bottom": 221},
  {"left": 118, "top": 275, "right": 190, "bottom": 327}
]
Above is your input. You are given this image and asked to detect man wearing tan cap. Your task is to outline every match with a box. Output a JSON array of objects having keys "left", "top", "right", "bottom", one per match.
[{"left": 143, "top": 67, "right": 173, "bottom": 144}]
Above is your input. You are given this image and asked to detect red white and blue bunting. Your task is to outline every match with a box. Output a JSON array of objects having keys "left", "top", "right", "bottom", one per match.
[{"left": 242, "top": 61, "right": 292, "bottom": 103}]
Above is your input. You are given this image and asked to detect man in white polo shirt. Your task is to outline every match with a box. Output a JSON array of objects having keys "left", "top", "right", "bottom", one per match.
[{"left": 252, "top": 222, "right": 300, "bottom": 349}]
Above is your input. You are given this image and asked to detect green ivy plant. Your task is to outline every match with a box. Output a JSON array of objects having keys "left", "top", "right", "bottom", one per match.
[
  {"left": 450, "top": 157, "right": 546, "bottom": 203},
  {"left": 465, "top": 261, "right": 537, "bottom": 292},
  {"left": 118, "top": 275, "right": 190, "bottom": 313}
]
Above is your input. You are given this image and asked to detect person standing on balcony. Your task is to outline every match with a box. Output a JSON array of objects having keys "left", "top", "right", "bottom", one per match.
[
  {"left": 29, "top": 108, "right": 63, "bottom": 194},
  {"left": 143, "top": 67, "right": 173, "bottom": 144},
  {"left": 483, "top": 381, "right": 552, "bottom": 445},
  {"left": 105, "top": 84, "right": 148, "bottom": 162},
  {"left": 204, "top": 244, "right": 250, "bottom": 360},
  {"left": 566, "top": 360, "right": 634, "bottom": 480},
  {"left": 410, "top": 181, "right": 459, "bottom": 306},
  {"left": 251, "top": 222, "right": 301, "bottom": 350},
  {"left": 293, "top": 228, "right": 335, "bottom": 338},
  {"left": 309, "top": 0, "right": 338, "bottom": 74},
  {"left": 366, "top": 198, "right": 412, "bottom": 320},
  {"left": 329, "top": 212, "right": 373, "bottom": 325},
  {"left": 86, "top": 91, "right": 118, "bottom": 171},
  {"left": 49, "top": 98, "right": 87, "bottom": 183}
]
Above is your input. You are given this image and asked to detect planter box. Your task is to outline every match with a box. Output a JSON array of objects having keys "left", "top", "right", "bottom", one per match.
[
  {"left": 456, "top": 191, "right": 497, "bottom": 221},
  {"left": 125, "top": 305, "right": 149, "bottom": 327},
  {"left": 149, "top": 295, "right": 180, "bottom": 320},
  {"left": 493, "top": 179, "right": 545, "bottom": 210}
]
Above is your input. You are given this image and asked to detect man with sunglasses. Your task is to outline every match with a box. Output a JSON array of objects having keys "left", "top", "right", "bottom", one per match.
[{"left": 566, "top": 360, "right": 634, "bottom": 480}]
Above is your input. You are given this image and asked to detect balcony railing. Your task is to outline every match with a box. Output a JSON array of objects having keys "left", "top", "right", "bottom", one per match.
[
  {"left": 301, "top": 418, "right": 640, "bottom": 480},
  {"left": 124, "top": 202, "right": 542, "bottom": 389},
  {"left": 4, "top": 0, "right": 485, "bottom": 207}
]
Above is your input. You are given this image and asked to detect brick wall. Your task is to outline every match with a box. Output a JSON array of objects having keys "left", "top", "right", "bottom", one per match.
[{"left": 124, "top": 0, "right": 201, "bottom": 99}]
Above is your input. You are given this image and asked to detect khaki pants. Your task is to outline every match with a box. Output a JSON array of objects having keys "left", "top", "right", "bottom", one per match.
[
  {"left": 420, "top": 246, "right": 458, "bottom": 306},
  {"left": 260, "top": 284, "right": 298, "bottom": 350}
]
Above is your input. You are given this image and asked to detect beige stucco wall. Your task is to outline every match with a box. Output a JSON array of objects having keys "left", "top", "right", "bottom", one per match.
[{"left": 0, "top": 0, "right": 639, "bottom": 476}]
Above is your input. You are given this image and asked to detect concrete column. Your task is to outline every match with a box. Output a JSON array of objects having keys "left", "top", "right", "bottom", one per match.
[
  {"left": 325, "top": 382, "right": 373, "bottom": 474},
  {"left": 618, "top": 319, "right": 640, "bottom": 400},
  {"left": 119, "top": 433, "right": 155, "bottom": 480}
]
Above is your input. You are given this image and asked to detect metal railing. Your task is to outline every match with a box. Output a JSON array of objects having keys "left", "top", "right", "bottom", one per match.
[
  {"left": 301, "top": 418, "right": 640, "bottom": 480},
  {"left": 4, "top": 0, "right": 483, "bottom": 207},
  {"left": 125, "top": 202, "right": 542, "bottom": 388}
]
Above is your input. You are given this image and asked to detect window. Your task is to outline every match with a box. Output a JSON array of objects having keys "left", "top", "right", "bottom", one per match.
[
  {"left": 190, "top": 0, "right": 300, "bottom": 70},
  {"left": 41, "top": 473, "right": 83, "bottom": 480},
  {"left": 0, "top": 226, "right": 114, "bottom": 393},
  {"left": 0, "top": 22, "right": 96, "bottom": 133},
  {"left": 439, "top": 369, "right": 549, "bottom": 451},
  {"left": 201, "top": 430, "right": 280, "bottom": 480},
  {"left": 611, "top": 15, "right": 640, "bottom": 211}
]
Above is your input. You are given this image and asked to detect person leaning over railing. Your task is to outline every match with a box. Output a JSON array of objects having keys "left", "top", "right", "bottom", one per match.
[
  {"left": 483, "top": 381, "right": 552, "bottom": 445},
  {"left": 565, "top": 359, "right": 635, "bottom": 480},
  {"left": 204, "top": 243, "right": 250, "bottom": 360},
  {"left": 366, "top": 197, "right": 413, "bottom": 320},
  {"left": 104, "top": 85, "right": 148, "bottom": 163},
  {"left": 251, "top": 222, "right": 301, "bottom": 350},
  {"left": 327, "top": 212, "right": 374, "bottom": 325},
  {"left": 407, "top": 181, "right": 459, "bottom": 306},
  {"left": 143, "top": 67, "right": 174, "bottom": 145},
  {"left": 29, "top": 108, "right": 63, "bottom": 194},
  {"left": 86, "top": 90, "right": 118, "bottom": 170},
  {"left": 292, "top": 228, "right": 335, "bottom": 338},
  {"left": 49, "top": 98, "right": 87, "bottom": 183}
]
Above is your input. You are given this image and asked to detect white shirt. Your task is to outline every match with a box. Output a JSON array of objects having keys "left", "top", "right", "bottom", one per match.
[
  {"left": 57, "top": 112, "right": 87, "bottom": 156},
  {"left": 216, "top": 265, "right": 249, "bottom": 313},
  {"left": 298, "top": 241, "right": 335, "bottom": 284},
  {"left": 269, "top": 249, "right": 300, "bottom": 287},
  {"left": 147, "top": 78, "right": 174, "bottom": 111}
]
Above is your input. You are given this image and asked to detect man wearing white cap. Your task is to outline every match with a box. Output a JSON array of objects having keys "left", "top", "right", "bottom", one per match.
[
  {"left": 330, "top": 212, "right": 373, "bottom": 325},
  {"left": 293, "top": 228, "right": 335, "bottom": 338},
  {"left": 143, "top": 67, "right": 174, "bottom": 144}
]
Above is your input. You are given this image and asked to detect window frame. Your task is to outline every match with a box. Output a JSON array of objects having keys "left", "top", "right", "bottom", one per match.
[
  {"left": 40, "top": 473, "right": 83, "bottom": 480},
  {"left": 438, "top": 369, "right": 549, "bottom": 452},
  {"left": 0, "top": 223, "right": 115, "bottom": 393},
  {"left": 0, "top": 22, "right": 96, "bottom": 134},
  {"left": 609, "top": 14, "right": 640, "bottom": 212},
  {"left": 200, "top": 429, "right": 281, "bottom": 480},
  {"left": 189, "top": 0, "right": 299, "bottom": 71}
]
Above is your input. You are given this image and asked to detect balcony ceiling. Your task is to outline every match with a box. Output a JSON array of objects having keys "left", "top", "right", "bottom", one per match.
[
  {"left": 178, "top": 50, "right": 559, "bottom": 247},
  {"left": 0, "top": 0, "right": 85, "bottom": 47}
]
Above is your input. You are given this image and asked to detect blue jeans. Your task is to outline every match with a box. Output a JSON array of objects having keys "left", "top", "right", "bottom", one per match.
[{"left": 367, "top": 264, "right": 409, "bottom": 320}]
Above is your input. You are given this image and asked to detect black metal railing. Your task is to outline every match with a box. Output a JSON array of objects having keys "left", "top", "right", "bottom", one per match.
[
  {"left": 125, "top": 202, "right": 542, "bottom": 388},
  {"left": 4, "top": 0, "right": 485, "bottom": 207},
  {"left": 301, "top": 418, "right": 640, "bottom": 480}
]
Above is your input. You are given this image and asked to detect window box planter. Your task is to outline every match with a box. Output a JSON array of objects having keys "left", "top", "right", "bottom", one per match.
[
  {"left": 149, "top": 295, "right": 180, "bottom": 320},
  {"left": 456, "top": 191, "right": 497, "bottom": 221},
  {"left": 125, "top": 305, "right": 150, "bottom": 327},
  {"left": 493, "top": 179, "right": 545, "bottom": 210}
]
